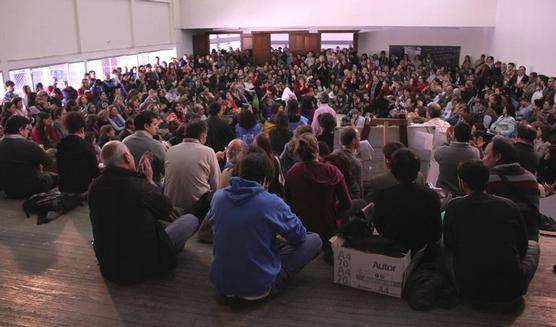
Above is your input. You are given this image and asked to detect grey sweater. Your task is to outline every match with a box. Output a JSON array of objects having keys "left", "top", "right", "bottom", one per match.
[{"left": 434, "top": 142, "right": 480, "bottom": 196}]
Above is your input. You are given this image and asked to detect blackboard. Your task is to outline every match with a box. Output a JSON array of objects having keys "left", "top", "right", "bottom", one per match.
[{"left": 388, "top": 45, "right": 461, "bottom": 68}]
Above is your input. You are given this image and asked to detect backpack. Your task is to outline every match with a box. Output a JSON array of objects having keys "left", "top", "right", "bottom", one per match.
[{"left": 22, "top": 190, "right": 83, "bottom": 225}]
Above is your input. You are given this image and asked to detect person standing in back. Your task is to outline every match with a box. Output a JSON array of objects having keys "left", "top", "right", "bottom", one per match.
[{"left": 311, "top": 92, "right": 336, "bottom": 136}]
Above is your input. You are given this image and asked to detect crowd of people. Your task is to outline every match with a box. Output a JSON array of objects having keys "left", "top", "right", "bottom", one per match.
[{"left": 0, "top": 46, "right": 555, "bottom": 309}]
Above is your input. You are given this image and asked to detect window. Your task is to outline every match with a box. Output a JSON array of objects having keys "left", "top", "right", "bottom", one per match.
[
  {"left": 68, "top": 62, "right": 86, "bottom": 88},
  {"left": 0, "top": 72, "right": 4, "bottom": 99},
  {"left": 31, "top": 67, "right": 51, "bottom": 91},
  {"left": 321, "top": 33, "right": 354, "bottom": 50},
  {"left": 271, "top": 33, "right": 289, "bottom": 50},
  {"left": 148, "top": 49, "right": 176, "bottom": 64},
  {"left": 138, "top": 49, "right": 176, "bottom": 67},
  {"left": 113, "top": 54, "right": 138, "bottom": 72},
  {"left": 209, "top": 34, "right": 241, "bottom": 52},
  {"left": 138, "top": 53, "right": 150, "bottom": 66},
  {"left": 49, "top": 64, "right": 69, "bottom": 85},
  {"left": 8, "top": 69, "right": 32, "bottom": 96},
  {"left": 86, "top": 59, "right": 105, "bottom": 77}
]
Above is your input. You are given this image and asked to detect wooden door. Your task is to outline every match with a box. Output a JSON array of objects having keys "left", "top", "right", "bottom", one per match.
[
  {"left": 289, "top": 32, "right": 306, "bottom": 54},
  {"left": 252, "top": 33, "right": 271, "bottom": 66},
  {"left": 192, "top": 34, "right": 209, "bottom": 56},
  {"left": 305, "top": 33, "right": 321, "bottom": 54}
]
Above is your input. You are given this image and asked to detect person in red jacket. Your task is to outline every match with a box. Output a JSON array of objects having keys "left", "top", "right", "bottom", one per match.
[
  {"left": 31, "top": 112, "right": 59, "bottom": 149},
  {"left": 285, "top": 133, "right": 351, "bottom": 256}
]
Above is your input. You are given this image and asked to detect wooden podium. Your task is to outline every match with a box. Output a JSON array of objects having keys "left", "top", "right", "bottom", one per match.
[{"left": 362, "top": 117, "right": 408, "bottom": 146}]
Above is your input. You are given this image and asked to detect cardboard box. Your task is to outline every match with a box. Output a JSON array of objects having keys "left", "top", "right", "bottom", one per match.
[{"left": 330, "top": 236, "right": 422, "bottom": 298}]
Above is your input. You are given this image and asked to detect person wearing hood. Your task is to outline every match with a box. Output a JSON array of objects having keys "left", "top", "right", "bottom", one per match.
[
  {"left": 208, "top": 153, "right": 321, "bottom": 301},
  {"left": 285, "top": 133, "right": 352, "bottom": 252},
  {"left": 56, "top": 112, "right": 100, "bottom": 195}
]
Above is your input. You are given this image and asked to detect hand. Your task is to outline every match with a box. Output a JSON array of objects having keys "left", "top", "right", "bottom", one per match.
[
  {"left": 446, "top": 127, "right": 455, "bottom": 143},
  {"left": 138, "top": 152, "right": 154, "bottom": 184},
  {"left": 215, "top": 151, "right": 225, "bottom": 160},
  {"left": 543, "top": 183, "right": 554, "bottom": 195}
]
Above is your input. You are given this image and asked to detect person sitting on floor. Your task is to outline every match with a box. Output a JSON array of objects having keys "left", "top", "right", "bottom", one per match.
[
  {"left": 514, "top": 124, "right": 539, "bottom": 175},
  {"left": 0, "top": 116, "right": 56, "bottom": 198},
  {"left": 122, "top": 111, "right": 167, "bottom": 185},
  {"left": 443, "top": 160, "right": 539, "bottom": 307},
  {"left": 88, "top": 141, "right": 199, "bottom": 284},
  {"left": 280, "top": 125, "right": 313, "bottom": 174},
  {"left": 365, "top": 142, "right": 425, "bottom": 203},
  {"left": 483, "top": 137, "right": 541, "bottom": 241},
  {"left": 164, "top": 120, "right": 220, "bottom": 213},
  {"left": 285, "top": 133, "right": 352, "bottom": 255},
  {"left": 372, "top": 148, "right": 442, "bottom": 255},
  {"left": 331, "top": 127, "right": 363, "bottom": 199},
  {"left": 218, "top": 138, "right": 249, "bottom": 189},
  {"left": 434, "top": 122, "right": 480, "bottom": 197},
  {"left": 56, "top": 112, "right": 100, "bottom": 195},
  {"left": 209, "top": 152, "right": 321, "bottom": 301},
  {"left": 197, "top": 138, "right": 249, "bottom": 244}
]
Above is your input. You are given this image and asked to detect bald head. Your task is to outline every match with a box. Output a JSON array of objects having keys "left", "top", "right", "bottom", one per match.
[
  {"left": 101, "top": 141, "right": 134, "bottom": 170},
  {"left": 226, "top": 139, "right": 248, "bottom": 165}
]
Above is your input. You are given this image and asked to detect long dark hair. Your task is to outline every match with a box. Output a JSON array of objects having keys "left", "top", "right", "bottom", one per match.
[
  {"left": 254, "top": 133, "right": 273, "bottom": 159},
  {"left": 274, "top": 111, "right": 289, "bottom": 133},
  {"left": 237, "top": 109, "right": 257, "bottom": 130},
  {"left": 325, "top": 151, "right": 353, "bottom": 185},
  {"left": 287, "top": 99, "right": 301, "bottom": 123},
  {"left": 36, "top": 112, "right": 53, "bottom": 147}
]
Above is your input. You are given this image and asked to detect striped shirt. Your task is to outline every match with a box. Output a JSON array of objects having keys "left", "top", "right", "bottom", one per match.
[{"left": 487, "top": 163, "right": 539, "bottom": 210}]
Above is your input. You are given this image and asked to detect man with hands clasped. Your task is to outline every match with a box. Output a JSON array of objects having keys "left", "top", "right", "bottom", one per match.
[{"left": 88, "top": 141, "right": 199, "bottom": 284}]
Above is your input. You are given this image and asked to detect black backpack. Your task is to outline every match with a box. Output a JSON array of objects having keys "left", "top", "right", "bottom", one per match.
[{"left": 22, "top": 190, "right": 83, "bottom": 224}]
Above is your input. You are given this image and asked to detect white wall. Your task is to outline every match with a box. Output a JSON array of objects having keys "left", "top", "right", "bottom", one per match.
[
  {"left": 488, "top": 0, "right": 556, "bottom": 76},
  {"left": 79, "top": 0, "right": 133, "bottom": 53},
  {"left": 176, "top": 30, "right": 195, "bottom": 58},
  {"left": 357, "top": 27, "right": 491, "bottom": 64},
  {"left": 135, "top": 0, "right": 173, "bottom": 46},
  {"left": 0, "top": 0, "right": 176, "bottom": 81},
  {"left": 179, "top": 0, "right": 497, "bottom": 29}
]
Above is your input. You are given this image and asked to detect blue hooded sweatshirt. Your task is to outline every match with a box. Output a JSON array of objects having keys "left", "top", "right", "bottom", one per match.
[{"left": 208, "top": 177, "right": 307, "bottom": 297}]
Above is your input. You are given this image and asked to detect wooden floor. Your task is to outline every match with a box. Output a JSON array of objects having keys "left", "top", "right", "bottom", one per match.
[{"left": 1, "top": 195, "right": 556, "bottom": 327}]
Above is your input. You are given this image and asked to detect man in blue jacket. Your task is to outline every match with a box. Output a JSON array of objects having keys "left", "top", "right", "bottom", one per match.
[{"left": 208, "top": 153, "right": 321, "bottom": 301}]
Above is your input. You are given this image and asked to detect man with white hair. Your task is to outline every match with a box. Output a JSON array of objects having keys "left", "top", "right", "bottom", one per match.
[
  {"left": 196, "top": 138, "right": 248, "bottom": 243},
  {"left": 311, "top": 92, "right": 337, "bottom": 136},
  {"left": 88, "top": 141, "right": 199, "bottom": 283},
  {"left": 218, "top": 138, "right": 249, "bottom": 189}
]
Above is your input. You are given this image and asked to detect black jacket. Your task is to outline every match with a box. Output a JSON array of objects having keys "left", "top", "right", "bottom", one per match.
[
  {"left": 206, "top": 115, "right": 235, "bottom": 152},
  {"left": 56, "top": 135, "right": 100, "bottom": 194},
  {"left": 443, "top": 192, "right": 528, "bottom": 302},
  {"left": 515, "top": 142, "right": 539, "bottom": 175},
  {"left": 0, "top": 135, "right": 52, "bottom": 198},
  {"left": 88, "top": 166, "right": 176, "bottom": 283},
  {"left": 373, "top": 183, "right": 442, "bottom": 254}
]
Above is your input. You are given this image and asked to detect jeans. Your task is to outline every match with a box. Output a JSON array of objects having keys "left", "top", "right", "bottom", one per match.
[
  {"left": 270, "top": 232, "right": 322, "bottom": 296},
  {"left": 521, "top": 240, "right": 540, "bottom": 292},
  {"left": 164, "top": 214, "right": 199, "bottom": 252},
  {"left": 442, "top": 240, "right": 540, "bottom": 305}
]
